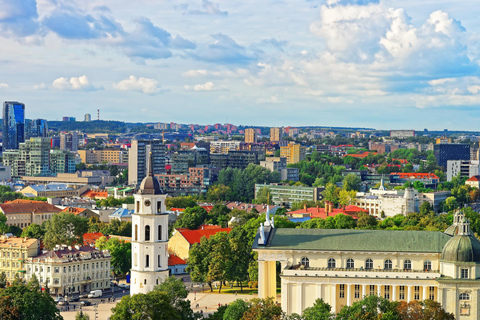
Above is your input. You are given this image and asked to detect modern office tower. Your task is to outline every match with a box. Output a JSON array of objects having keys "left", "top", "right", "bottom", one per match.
[
  {"left": 245, "top": 128, "right": 257, "bottom": 143},
  {"left": 50, "top": 150, "right": 76, "bottom": 174},
  {"left": 59, "top": 132, "right": 79, "bottom": 152},
  {"left": 26, "top": 119, "right": 48, "bottom": 139},
  {"left": 62, "top": 117, "right": 76, "bottom": 122},
  {"left": 280, "top": 142, "right": 306, "bottom": 164},
  {"left": 84, "top": 113, "right": 92, "bottom": 122},
  {"left": 270, "top": 127, "right": 282, "bottom": 142},
  {"left": 128, "top": 139, "right": 165, "bottom": 186},
  {"left": 434, "top": 144, "right": 470, "bottom": 169},
  {"left": 2, "top": 101, "right": 25, "bottom": 150},
  {"left": 3, "top": 138, "right": 51, "bottom": 177}
]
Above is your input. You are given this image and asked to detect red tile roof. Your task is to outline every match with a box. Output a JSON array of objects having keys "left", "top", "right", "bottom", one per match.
[
  {"left": 467, "top": 175, "right": 480, "bottom": 182},
  {"left": 200, "top": 205, "right": 214, "bottom": 212},
  {"left": 6, "top": 199, "right": 45, "bottom": 204},
  {"left": 343, "top": 152, "right": 378, "bottom": 159},
  {"left": 391, "top": 172, "right": 439, "bottom": 179},
  {"left": 61, "top": 207, "right": 87, "bottom": 215},
  {"left": 176, "top": 228, "right": 232, "bottom": 245},
  {"left": 168, "top": 255, "right": 186, "bottom": 266},
  {"left": 83, "top": 232, "right": 105, "bottom": 246},
  {"left": 170, "top": 208, "right": 186, "bottom": 212},
  {"left": 0, "top": 202, "right": 62, "bottom": 214},
  {"left": 288, "top": 207, "right": 363, "bottom": 220},
  {"left": 81, "top": 190, "right": 109, "bottom": 199}
]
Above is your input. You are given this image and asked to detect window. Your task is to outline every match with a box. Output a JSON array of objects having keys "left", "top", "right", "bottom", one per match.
[
  {"left": 145, "top": 225, "right": 150, "bottom": 241},
  {"left": 158, "top": 225, "right": 162, "bottom": 241},
  {"left": 158, "top": 255, "right": 161, "bottom": 268},
  {"left": 301, "top": 257, "right": 310, "bottom": 268},
  {"left": 399, "top": 286, "right": 405, "bottom": 300},
  {"left": 403, "top": 259, "right": 412, "bottom": 270},
  {"left": 461, "top": 268, "right": 469, "bottom": 279},
  {"left": 144, "top": 279, "right": 147, "bottom": 285},
  {"left": 136, "top": 201, "right": 140, "bottom": 213},
  {"left": 369, "top": 285, "right": 375, "bottom": 296},
  {"left": 346, "top": 258, "right": 354, "bottom": 269},
  {"left": 339, "top": 284, "right": 345, "bottom": 298},
  {"left": 429, "top": 286, "right": 435, "bottom": 300},
  {"left": 424, "top": 260, "right": 432, "bottom": 271},
  {"left": 134, "top": 253, "right": 138, "bottom": 267},
  {"left": 384, "top": 286, "right": 390, "bottom": 300},
  {"left": 414, "top": 286, "right": 420, "bottom": 300},
  {"left": 459, "top": 293, "right": 470, "bottom": 300},
  {"left": 135, "top": 225, "right": 138, "bottom": 241},
  {"left": 365, "top": 259, "right": 373, "bottom": 270},
  {"left": 157, "top": 201, "right": 162, "bottom": 213},
  {"left": 328, "top": 258, "right": 336, "bottom": 268},
  {"left": 145, "top": 255, "right": 150, "bottom": 268},
  {"left": 354, "top": 285, "right": 360, "bottom": 298},
  {"left": 384, "top": 259, "right": 392, "bottom": 270}
]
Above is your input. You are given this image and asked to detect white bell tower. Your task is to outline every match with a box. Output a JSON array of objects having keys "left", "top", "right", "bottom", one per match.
[{"left": 130, "top": 154, "right": 169, "bottom": 296}]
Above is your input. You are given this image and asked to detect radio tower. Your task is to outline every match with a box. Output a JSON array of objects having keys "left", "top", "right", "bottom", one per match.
[{"left": 97, "top": 109, "right": 100, "bottom": 121}]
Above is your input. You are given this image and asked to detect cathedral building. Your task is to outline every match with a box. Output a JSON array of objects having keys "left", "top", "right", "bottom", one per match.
[
  {"left": 130, "top": 156, "right": 169, "bottom": 295},
  {"left": 254, "top": 209, "right": 480, "bottom": 319}
]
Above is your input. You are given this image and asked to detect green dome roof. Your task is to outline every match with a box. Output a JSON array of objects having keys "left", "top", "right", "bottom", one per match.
[
  {"left": 444, "top": 224, "right": 459, "bottom": 236},
  {"left": 441, "top": 235, "right": 480, "bottom": 263}
]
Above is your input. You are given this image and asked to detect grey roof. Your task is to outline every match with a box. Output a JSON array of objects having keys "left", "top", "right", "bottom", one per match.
[
  {"left": 109, "top": 207, "right": 133, "bottom": 218},
  {"left": 253, "top": 228, "right": 452, "bottom": 253},
  {"left": 28, "top": 184, "right": 73, "bottom": 191}
]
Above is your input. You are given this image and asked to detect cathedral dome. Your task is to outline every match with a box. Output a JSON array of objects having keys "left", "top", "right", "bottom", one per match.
[
  {"left": 138, "top": 154, "right": 164, "bottom": 195},
  {"left": 441, "top": 234, "right": 480, "bottom": 263}
]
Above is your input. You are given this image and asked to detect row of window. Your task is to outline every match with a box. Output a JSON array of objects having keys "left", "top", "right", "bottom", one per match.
[
  {"left": 301, "top": 257, "right": 433, "bottom": 271},
  {"left": 134, "top": 225, "right": 163, "bottom": 242},
  {"left": 133, "top": 253, "right": 162, "bottom": 269},
  {"left": 2, "top": 252, "right": 25, "bottom": 258},
  {"left": 28, "top": 262, "right": 109, "bottom": 274},
  {"left": 338, "top": 285, "right": 436, "bottom": 300}
]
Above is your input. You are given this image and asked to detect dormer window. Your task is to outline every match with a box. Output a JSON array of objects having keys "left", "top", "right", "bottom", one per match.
[{"left": 461, "top": 268, "right": 469, "bottom": 279}]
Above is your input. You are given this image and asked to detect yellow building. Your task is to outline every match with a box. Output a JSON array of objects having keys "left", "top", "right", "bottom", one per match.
[
  {"left": 168, "top": 227, "right": 231, "bottom": 260},
  {"left": 270, "top": 127, "right": 282, "bottom": 142},
  {"left": 78, "top": 149, "right": 125, "bottom": 164},
  {"left": 245, "top": 128, "right": 257, "bottom": 143},
  {"left": 0, "top": 200, "right": 62, "bottom": 228},
  {"left": 0, "top": 236, "right": 39, "bottom": 282},
  {"left": 254, "top": 210, "right": 480, "bottom": 319},
  {"left": 280, "top": 142, "right": 306, "bottom": 164}
]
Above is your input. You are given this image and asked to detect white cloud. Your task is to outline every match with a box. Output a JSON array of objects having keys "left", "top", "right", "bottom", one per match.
[
  {"left": 33, "top": 82, "right": 47, "bottom": 90},
  {"left": 52, "top": 75, "right": 100, "bottom": 91},
  {"left": 428, "top": 78, "right": 456, "bottom": 86},
  {"left": 113, "top": 76, "right": 161, "bottom": 94},
  {"left": 182, "top": 69, "right": 208, "bottom": 77},
  {"left": 0, "top": 83, "right": 8, "bottom": 89},
  {"left": 468, "top": 85, "right": 480, "bottom": 94},
  {"left": 184, "top": 81, "right": 216, "bottom": 91}
]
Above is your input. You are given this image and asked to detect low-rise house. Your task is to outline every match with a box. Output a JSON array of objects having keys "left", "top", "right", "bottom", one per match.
[
  {"left": 168, "top": 255, "right": 187, "bottom": 275},
  {"left": 226, "top": 202, "right": 280, "bottom": 214},
  {"left": 25, "top": 245, "right": 111, "bottom": 295},
  {"left": 61, "top": 207, "right": 99, "bottom": 219},
  {"left": 168, "top": 227, "right": 231, "bottom": 260},
  {"left": 0, "top": 200, "right": 62, "bottom": 228},
  {"left": 0, "top": 235, "right": 39, "bottom": 282},
  {"left": 466, "top": 175, "right": 480, "bottom": 189},
  {"left": 109, "top": 205, "right": 133, "bottom": 222}
]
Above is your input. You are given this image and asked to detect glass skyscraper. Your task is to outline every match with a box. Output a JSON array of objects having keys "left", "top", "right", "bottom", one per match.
[
  {"left": 2, "top": 101, "right": 25, "bottom": 150},
  {"left": 26, "top": 119, "right": 48, "bottom": 139}
]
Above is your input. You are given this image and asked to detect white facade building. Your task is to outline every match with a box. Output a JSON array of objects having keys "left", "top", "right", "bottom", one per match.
[
  {"left": 447, "top": 160, "right": 480, "bottom": 182},
  {"left": 130, "top": 157, "right": 169, "bottom": 296}
]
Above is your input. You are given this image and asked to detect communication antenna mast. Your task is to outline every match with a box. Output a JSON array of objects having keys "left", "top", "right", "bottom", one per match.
[{"left": 97, "top": 109, "right": 100, "bottom": 121}]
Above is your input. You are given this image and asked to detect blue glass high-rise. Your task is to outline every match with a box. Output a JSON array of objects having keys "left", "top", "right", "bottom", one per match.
[
  {"left": 2, "top": 101, "right": 25, "bottom": 150},
  {"left": 26, "top": 119, "right": 48, "bottom": 139}
]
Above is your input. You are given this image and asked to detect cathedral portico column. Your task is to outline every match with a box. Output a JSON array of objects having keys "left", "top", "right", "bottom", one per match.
[
  {"left": 407, "top": 286, "right": 412, "bottom": 303},
  {"left": 316, "top": 283, "right": 322, "bottom": 300},
  {"left": 423, "top": 286, "right": 427, "bottom": 301},
  {"left": 377, "top": 285, "right": 381, "bottom": 297},
  {"left": 346, "top": 284, "right": 351, "bottom": 306},
  {"left": 392, "top": 285, "right": 396, "bottom": 301},
  {"left": 362, "top": 284, "right": 366, "bottom": 298}
]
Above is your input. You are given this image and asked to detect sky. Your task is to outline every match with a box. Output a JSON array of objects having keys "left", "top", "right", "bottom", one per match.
[{"left": 1, "top": 0, "right": 480, "bottom": 130}]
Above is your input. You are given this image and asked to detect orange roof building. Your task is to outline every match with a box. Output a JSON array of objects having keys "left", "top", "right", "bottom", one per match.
[
  {"left": 168, "top": 254, "right": 188, "bottom": 275},
  {"left": 0, "top": 201, "right": 62, "bottom": 228},
  {"left": 287, "top": 202, "right": 367, "bottom": 221},
  {"left": 168, "top": 227, "right": 231, "bottom": 260},
  {"left": 81, "top": 189, "right": 109, "bottom": 199}
]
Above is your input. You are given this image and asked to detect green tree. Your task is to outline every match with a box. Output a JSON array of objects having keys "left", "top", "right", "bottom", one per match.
[
  {"left": 0, "top": 272, "right": 6, "bottom": 288},
  {"left": 75, "top": 311, "right": 90, "bottom": 320},
  {"left": 95, "top": 237, "right": 131, "bottom": 276},
  {"left": 302, "top": 298, "right": 333, "bottom": 320},
  {"left": 174, "top": 206, "right": 208, "bottom": 230},
  {"left": 205, "top": 205, "right": 231, "bottom": 227},
  {"left": 155, "top": 277, "right": 197, "bottom": 320},
  {"left": 242, "top": 297, "right": 283, "bottom": 320},
  {"left": 100, "top": 219, "right": 131, "bottom": 236},
  {"left": 206, "top": 185, "right": 232, "bottom": 202},
  {"left": 356, "top": 213, "right": 377, "bottom": 229},
  {"left": 342, "top": 174, "right": 362, "bottom": 192},
  {"left": 338, "top": 190, "right": 356, "bottom": 207},
  {"left": 187, "top": 236, "right": 213, "bottom": 291},
  {"left": 223, "top": 299, "right": 250, "bottom": 320},
  {"left": 110, "top": 291, "right": 179, "bottom": 320},
  {"left": 336, "top": 295, "right": 398, "bottom": 320},
  {"left": 322, "top": 183, "right": 341, "bottom": 205},
  {"left": 166, "top": 196, "right": 198, "bottom": 209},
  {"left": 227, "top": 228, "right": 251, "bottom": 292},
  {"left": 254, "top": 187, "right": 272, "bottom": 205},
  {"left": 42, "top": 213, "right": 89, "bottom": 250},
  {"left": 20, "top": 223, "right": 45, "bottom": 239}
]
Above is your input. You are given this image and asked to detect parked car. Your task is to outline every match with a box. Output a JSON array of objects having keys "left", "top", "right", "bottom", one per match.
[
  {"left": 54, "top": 297, "right": 64, "bottom": 304},
  {"left": 80, "top": 301, "right": 92, "bottom": 306},
  {"left": 58, "top": 300, "right": 69, "bottom": 306},
  {"left": 79, "top": 294, "right": 89, "bottom": 299},
  {"left": 118, "top": 284, "right": 130, "bottom": 290},
  {"left": 110, "top": 282, "right": 117, "bottom": 287},
  {"left": 87, "top": 290, "right": 103, "bottom": 298},
  {"left": 69, "top": 296, "right": 80, "bottom": 302}
]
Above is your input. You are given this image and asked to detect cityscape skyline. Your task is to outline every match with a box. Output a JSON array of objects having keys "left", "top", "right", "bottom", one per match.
[{"left": 0, "top": 0, "right": 480, "bottom": 129}]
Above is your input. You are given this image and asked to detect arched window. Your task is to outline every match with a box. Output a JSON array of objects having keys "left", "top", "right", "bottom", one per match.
[
  {"left": 134, "top": 253, "right": 138, "bottom": 267},
  {"left": 145, "top": 225, "right": 150, "bottom": 241},
  {"left": 424, "top": 260, "right": 432, "bottom": 271},
  {"left": 158, "top": 255, "right": 161, "bottom": 268},
  {"left": 301, "top": 257, "right": 309, "bottom": 268},
  {"left": 403, "top": 259, "right": 412, "bottom": 270},
  {"left": 346, "top": 258, "right": 355, "bottom": 269},
  {"left": 365, "top": 259, "right": 373, "bottom": 269},
  {"left": 145, "top": 255, "right": 150, "bottom": 268},
  {"left": 384, "top": 259, "right": 392, "bottom": 270},
  {"left": 459, "top": 293, "right": 470, "bottom": 300},
  {"left": 328, "top": 258, "right": 336, "bottom": 268},
  {"left": 158, "top": 225, "right": 162, "bottom": 241},
  {"left": 135, "top": 225, "right": 138, "bottom": 241}
]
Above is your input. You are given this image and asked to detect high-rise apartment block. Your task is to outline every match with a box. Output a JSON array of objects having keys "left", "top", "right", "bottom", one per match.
[
  {"left": 128, "top": 139, "right": 165, "bottom": 186},
  {"left": 60, "top": 132, "right": 79, "bottom": 152},
  {"left": 4, "top": 138, "right": 52, "bottom": 177},
  {"left": 447, "top": 160, "right": 480, "bottom": 181},
  {"left": 280, "top": 142, "right": 306, "bottom": 164},
  {"left": 270, "top": 127, "right": 282, "bottom": 142},
  {"left": 62, "top": 116, "right": 76, "bottom": 122},
  {"left": 50, "top": 150, "right": 76, "bottom": 174},
  {"left": 84, "top": 113, "right": 92, "bottom": 122},
  {"left": 78, "top": 149, "right": 127, "bottom": 165},
  {"left": 3, "top": 101, "right": 25, "bottom": 150},
  {"left": 26, "top": 119, "right": 48, "bottom": 139},
  {"left": 245, "top": 128, "right": 257, "bottom": 143},
  {"left": 434, "top": 144, "right": 470, "bottom": 169}
]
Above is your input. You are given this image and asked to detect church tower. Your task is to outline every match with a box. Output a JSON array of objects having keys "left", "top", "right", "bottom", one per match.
[{"left": 131, "top": 154, "right": 169, "bottom": 296}]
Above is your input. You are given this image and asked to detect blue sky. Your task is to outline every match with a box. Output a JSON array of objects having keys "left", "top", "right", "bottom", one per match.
[{"left": 1, "top": 0, "right": 480, "bottom": 130}]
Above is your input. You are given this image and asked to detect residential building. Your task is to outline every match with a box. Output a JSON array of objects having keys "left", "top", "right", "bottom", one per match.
[
  {"left": 22, "top": 170, "right": 114, "bottom": 186},
  {"left": 0, "top": 166, "right": 11, "bottom": 181},
  {"left": 84, "top": 114, "right": 91, "bottom": 122},
  {"left": 130, "top": 157, "right": 170, "bottom": 295},
  {"left": 128, "top": 139, "right": 165, "bottom": 186},
  {"left": 225, "top": 202, "right": 280, "bottom": 214},
  {"left": 255, "top": 184, "right": 323, "bottom": 207},
  {"left": 0, "top": 199, "right": 62, "bottom": 228},
  {"left": 270, "top": 127, "right": 282, "bottom": 142},
  {"left": 254, "top": 210, "right": 480, "bottom": 320},
  {"left": 390, "top": 130, "right": 415, "bottom": 138},
  {"left": 3, "top": 137, "right": 51, "bottom": 177},
  {"left": 60, "top": 207, "right": 99, "bottom": 220},
  {"left": 260, "top": 157, "right": 299, "bottom": 181},
  {"left": 109, "top": 205, "right": 133, "bottom": 222},
  {"left": 168, "top": 255, "right": 187, "bottom": 275},
  {"left": 50, "top": 150, "right": 76, "bottom": 174},
  {"left": 210, "top": 140, "right": 241, "bottom": 154},
  {"left": 390, "top": 172, "right": 440, "bottom": 189},
  {"left": 434, "top": 144, "right": 470, "bottom": 169},
  {"left": 78, "top": 149, "right": 126, "bottom": 165},
  {"left": 3, "top": 101, "right": 25, "bottom": 150},
  {"left": 59, "top": 132, "right": 79, "bottom": 152},
  {"left": 447, "top": 160, "right": 480, "bottom": 181},
  {"left": 170, "top": 148, "right": 209, "bottom": 174},
  {"left": 286, "top": 203, "right": 367, "bottom": 223},
  {"left": 245, "top": 128, "right": 257, "bottom": 143},
  {"left": 155, "top": 167, "right": 211, "bottom": 197},
  {"left": 62, "top": 117, "right": 76, "bottom": 122},
  {"left": 168, "top": 227, "right": 231, "bottom": 260},
  {"left": 354, "top": 186, "right": 418, "bottom": 217},
  {"left": 25, "top": 245, "right": 111, "bottom": 295},
  {"left": 26, "top": 119, "right": 48, "bottom": 139},
  {"left": 0, "top": 235, "right": 39, "bottom": 282},
  {"left": 466, "top": 176, "right": 480, "bottom": 189},
  {"left": 20, "top": 184, "right": 81, "bottom": 198},
  {"left": 418, "top": 191, "right": 451, "bottom": 212},
  {"left": 228, "top": 151, "right": 266, "bottom": 169},
  {"left": 280, "top": 142, "right": 306, "bottom": 164}
]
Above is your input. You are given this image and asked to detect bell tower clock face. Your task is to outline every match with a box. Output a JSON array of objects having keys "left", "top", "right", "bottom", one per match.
[{"left": 144, "top": 200, "right": 151, "bottom": 207}]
